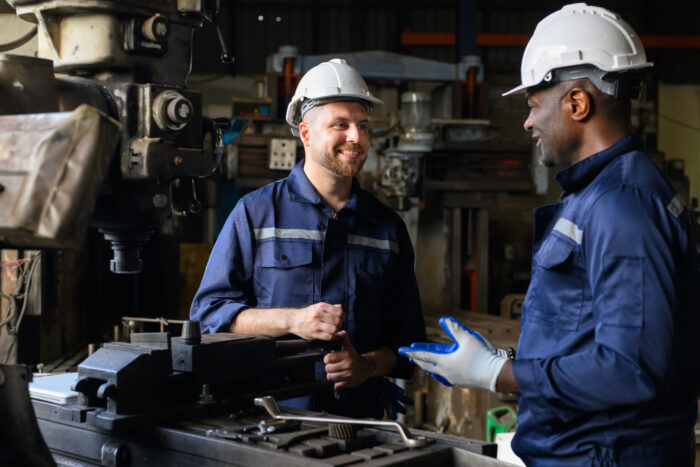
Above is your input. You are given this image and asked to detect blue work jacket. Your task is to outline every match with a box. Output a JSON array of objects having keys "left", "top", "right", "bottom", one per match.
[
  {"left": 512, "top": 135, "right": 700, "bottom": 465},
  {"left": 190, "top": 160, "right": 425, "bottom": 418}
]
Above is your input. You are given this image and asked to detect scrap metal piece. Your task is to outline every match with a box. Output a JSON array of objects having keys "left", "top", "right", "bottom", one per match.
[{"left": 254, "top": 395, "right": 428, "bottom": 448}]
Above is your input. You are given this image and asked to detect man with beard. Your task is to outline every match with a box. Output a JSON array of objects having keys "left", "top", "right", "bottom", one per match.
[
  {"left": 191, "top": 59, "right": 425, "bottom": 418},
  {"left": 400, "top": 4, "right": 699, "bottom": 465}
]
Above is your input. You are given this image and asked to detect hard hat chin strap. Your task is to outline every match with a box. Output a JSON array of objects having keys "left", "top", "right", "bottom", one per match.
[{"left": 541, "top": 65, "right": 643, "bottom": 100}]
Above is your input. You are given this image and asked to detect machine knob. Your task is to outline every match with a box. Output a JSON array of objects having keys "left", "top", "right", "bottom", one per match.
[
  {"left": 181, "top": 320, "right": 201, "bottom": 345},
  {"left": 142, "top": 14, "right": 169, "bottom": 42},
  {"left": 166, "top": 95, "right": 193, "bottom": 126},
  {"left": 152, "top": 90, "right": 193, "bottom": 131},
  {"left": 100, "top": 441, "right": 131, "bottom": 466}
]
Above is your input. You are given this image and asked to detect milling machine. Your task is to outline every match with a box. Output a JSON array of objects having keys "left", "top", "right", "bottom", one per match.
[{"left": 0, "top": 0, "right": 224, "bottom": 274}]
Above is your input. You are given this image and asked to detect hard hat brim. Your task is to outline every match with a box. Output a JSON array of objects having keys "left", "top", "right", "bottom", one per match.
[{"left": 502, "top": 83, "right": 529, "bottom": 97}]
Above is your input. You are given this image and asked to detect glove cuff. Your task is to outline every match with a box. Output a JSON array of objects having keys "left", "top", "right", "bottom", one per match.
[{"left": 487, "top": 354, "right": 509, "bottom": 393}]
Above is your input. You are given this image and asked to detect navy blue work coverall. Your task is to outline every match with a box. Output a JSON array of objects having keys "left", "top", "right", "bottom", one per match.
[
  {"left": 512, "top": 135, "right": 700, "bottom": 466},
  {"left": 190, "top": 161, "right": 426, "bottom": 418}
]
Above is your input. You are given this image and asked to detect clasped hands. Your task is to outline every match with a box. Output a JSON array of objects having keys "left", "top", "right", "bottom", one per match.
[{"left": 290, "top": 302, "right": 373, "bottom": 391}]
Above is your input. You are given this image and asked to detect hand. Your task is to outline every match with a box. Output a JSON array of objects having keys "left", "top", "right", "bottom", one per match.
[
  {"left": 398, "top": 317, "right": 508, "bottom": 392},
  {"left": 288, "top": 303, "right": 343, "bottom": 340},
  {"left": 323, "top": 331, "right": 373, "bottom": 391}
]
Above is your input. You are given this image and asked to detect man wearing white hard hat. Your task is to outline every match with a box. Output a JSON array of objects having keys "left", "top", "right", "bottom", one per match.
[
  {"left": 401, "top": 4, "right": 699, "bottom": 465},
  {"left": 191, "top": 59, "right": 425, "bottom": 418}
]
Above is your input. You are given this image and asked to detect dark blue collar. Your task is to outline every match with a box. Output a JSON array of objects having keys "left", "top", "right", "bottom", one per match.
[
  {"left": 286, "top": 159, "right": 373, "bottom": 219},
  {"left": 555, "top": 134, "right": 642, "bottom": 194}
]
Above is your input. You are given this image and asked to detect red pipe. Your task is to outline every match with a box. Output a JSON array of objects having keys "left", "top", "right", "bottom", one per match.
[{"left": 401, "top": 29, "right": 700, "bottom": 49}]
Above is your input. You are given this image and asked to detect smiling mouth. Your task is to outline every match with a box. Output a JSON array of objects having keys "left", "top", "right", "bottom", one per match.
[{"left": 337, "top": 147, "right": 364, "bottom": 159}]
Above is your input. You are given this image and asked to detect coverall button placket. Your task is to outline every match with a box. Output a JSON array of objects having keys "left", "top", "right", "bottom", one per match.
[{"left": 321, "top": 215, "right": 350, "bottom": 333}]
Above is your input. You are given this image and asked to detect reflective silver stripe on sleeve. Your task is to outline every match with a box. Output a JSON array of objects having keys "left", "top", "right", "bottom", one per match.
[
  {"left": 553, "top": 217, "right": 583, "bottom": 245},
  {"left": 347, "top": 234, "right": 399, "bottom": 253},
  {"left": 667, "top": 194, "right": 684, "bottom": 218},
  {"left": 254, "top": 228, "right": 325, "bottom": 241}
]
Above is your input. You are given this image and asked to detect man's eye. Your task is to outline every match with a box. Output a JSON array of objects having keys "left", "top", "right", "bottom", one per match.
[
  {"left": 334, "top": 122, "right": 348, "bottom": 129},
  {"left": 359, "top": 124, "right": 368, "bottom": 131}
]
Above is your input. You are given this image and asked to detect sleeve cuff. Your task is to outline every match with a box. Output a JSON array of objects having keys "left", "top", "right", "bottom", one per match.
[
  {"left": 197, "top": 303, "right": 249, "bottom": 334},
  {"left": 512, "top": 358, "right": 562, "bottom": 425}
]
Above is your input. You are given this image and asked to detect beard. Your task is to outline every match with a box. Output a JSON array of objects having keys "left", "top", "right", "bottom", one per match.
[
  {"left": 540, "top": 150, "right": 556, "bottom": 168},
  {"left": 313, "top": 144, "right": 367, "bottom": 177}
]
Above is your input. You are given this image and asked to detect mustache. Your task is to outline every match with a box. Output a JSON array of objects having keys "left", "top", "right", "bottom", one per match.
[{"left": 336, "top": 144, "right": 365, "bottom": 152}]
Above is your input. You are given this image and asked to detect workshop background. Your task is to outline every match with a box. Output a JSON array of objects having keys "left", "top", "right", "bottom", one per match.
[{"left": 1, "top": 0, "right": 699, "bottom": 459}]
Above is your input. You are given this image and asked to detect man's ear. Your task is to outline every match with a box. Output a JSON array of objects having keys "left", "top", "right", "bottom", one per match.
[
  {"left": 299, "top": 121, "right": 311, "bottom": 146},
  {"left": 565, "top": 88, "right": 592, "bottom": 122}
]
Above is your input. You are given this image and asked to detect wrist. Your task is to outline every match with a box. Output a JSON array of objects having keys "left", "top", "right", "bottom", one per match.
[
  {"left": 283, "top": 308, "right": 297, "bottom": 335},
  {"left": 361, "top": 353, "right": 378, "bottom": 378},
  {"left": 487, "top": 354, "right": 509, "bottom": 392}
]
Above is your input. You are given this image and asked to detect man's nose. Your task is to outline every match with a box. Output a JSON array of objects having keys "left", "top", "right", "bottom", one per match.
[
  {"left": 346, "top": 124, "right": 360, "bottom": 142},
  {"left": 523, "top": 112, "right": 533, "bottom": 132}
]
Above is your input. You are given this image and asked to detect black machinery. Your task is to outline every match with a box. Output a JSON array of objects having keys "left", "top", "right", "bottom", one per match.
[{"left": 0, "top": 322, "right": 507, "bottom": 466}]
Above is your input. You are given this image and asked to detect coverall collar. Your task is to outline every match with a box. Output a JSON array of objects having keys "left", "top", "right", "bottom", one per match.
[
  {"left": 286, "top": 159, "right": 374, "bottom": 220},
  {"left": 555, "top": 134, "right": 642, "bottom": 194}
]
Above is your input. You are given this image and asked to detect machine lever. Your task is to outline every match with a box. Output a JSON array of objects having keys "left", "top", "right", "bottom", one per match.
[{"left": 254, "top": 395, "right": 428, "bottom": 448}]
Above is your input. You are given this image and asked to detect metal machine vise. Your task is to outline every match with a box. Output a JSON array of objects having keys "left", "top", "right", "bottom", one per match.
[{"left": 67, "top": 321, "right": 340, "bottom": 429}]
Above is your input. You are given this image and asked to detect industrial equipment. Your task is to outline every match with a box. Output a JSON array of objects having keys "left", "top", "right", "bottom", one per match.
[
  {"left": 0, "top": 0, "right": 224, "bottom": 274},
  {"left": 0, "top": 321, "right": 512, "bottom": 466}
]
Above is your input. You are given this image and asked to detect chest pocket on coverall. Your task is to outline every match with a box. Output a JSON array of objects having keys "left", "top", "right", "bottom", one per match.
[
  {"left": 528, "top": 236, "right": 584, "bottom": 331},
  {"left": 255, "top": 241, "right": 314, "bottom": 308},
  {"left": 351, "top": 248, "right": 389, "bottom": 352}
]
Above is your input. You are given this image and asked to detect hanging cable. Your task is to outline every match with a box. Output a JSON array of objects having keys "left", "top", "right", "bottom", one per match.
[{"left": 1, "top": 251, "right": 42, "bottom": 364}]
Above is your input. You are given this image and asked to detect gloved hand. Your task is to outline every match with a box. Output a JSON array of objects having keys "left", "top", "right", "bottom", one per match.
[
  {"left": 398, "top": 317, "right": 508, "bottom": 392},
  {"left": 381, "top": 379, "right": 414, "bottom": 421}
]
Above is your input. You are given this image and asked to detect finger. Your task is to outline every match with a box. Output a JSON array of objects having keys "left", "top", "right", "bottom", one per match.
[
  {"left": 412, "top": 357, "right": 443, "bottom": 375},
  {"left": 428, "top": 371, "right": 453, "bottom": 387},
  {"left": 442, "top": 316, "right": 489, "bottom": 348},
  {"left": 402, "top": 342, "right": 454, "bottom": 354},
  {"left": 325, "top": 359, "right": 352, "bottom": 374},
  {"left": 324, "top": 351, "right": 349, "bottom": 365},
  {"left": 334, "top": 380, "right": 350, "bottom": 391},
  {"left": 320, "top": 303, "right": 343, "bottom": 318},
  {"left": 335, "top": 331, "right": 352, "bottom": 350},
  {"left": 328, "top": 307, "right": 343, "bottom": 322},
  {"left": 440, "top": 316, "right": 467, "bottom": 344},
  {"left": 326, "top": 370, "right": 352, "bottom": 382},
  {"left": 313, "top": 329, "right": 336, "bottom": 341},
  {"left": 412, "top": 342, "right": 455, "bottom": 353},
  {"left": 317, "top": 310, "right": 343, "bottom": 329},
  {"left": 411, "top": 360, "right": 453, "bottom": 387},
  {"left": 403, "top": 350, "right": 442, "bottom": 365}
]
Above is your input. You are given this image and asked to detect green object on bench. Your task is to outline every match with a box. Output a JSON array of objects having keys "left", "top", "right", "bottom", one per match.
[{"left": 485, "top": 405, "right": 517, "bottom": 442}]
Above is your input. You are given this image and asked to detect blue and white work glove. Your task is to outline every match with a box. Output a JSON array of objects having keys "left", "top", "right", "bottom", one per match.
[{"left": 398, "top": 317, "right": 508, "bottom": 392}]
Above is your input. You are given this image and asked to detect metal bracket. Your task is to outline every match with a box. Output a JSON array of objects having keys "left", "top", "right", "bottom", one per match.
[{"left": 254, "top": 395, "right": 428, "bottom": 448}]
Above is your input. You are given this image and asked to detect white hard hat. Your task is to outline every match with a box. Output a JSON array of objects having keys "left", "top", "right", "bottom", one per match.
[
  {"left": 503, "top": 3, "right": 653, "bottom": 96},
  {"left": 286, "top": 58, "right": 384, "bottom": 135}
]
